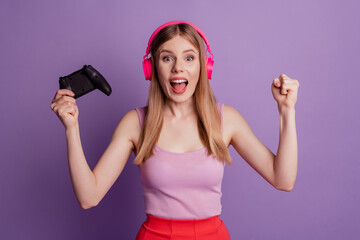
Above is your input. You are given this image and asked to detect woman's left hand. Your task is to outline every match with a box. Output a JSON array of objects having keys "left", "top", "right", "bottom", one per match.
[{"left": 271, "top": 74, "right": 300, "bottom": 112}]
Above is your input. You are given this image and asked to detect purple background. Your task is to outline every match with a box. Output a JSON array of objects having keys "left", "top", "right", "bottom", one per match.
[{"left": 1, "top": 0, "right": 359, "bottom": 239}]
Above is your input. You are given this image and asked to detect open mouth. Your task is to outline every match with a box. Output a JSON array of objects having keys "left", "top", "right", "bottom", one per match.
[{"left": 170, "top": 79, "right": 188, "bottom": 94}]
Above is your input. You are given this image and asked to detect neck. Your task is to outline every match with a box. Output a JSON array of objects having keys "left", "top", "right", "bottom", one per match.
[{"left": 164, "top": 98, "right": 196, "bottom": 118}]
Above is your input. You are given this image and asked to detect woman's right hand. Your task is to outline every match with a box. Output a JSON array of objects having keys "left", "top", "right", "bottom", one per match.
[{"left": 50, "top": 89, "right": 79, "bottom": 129}]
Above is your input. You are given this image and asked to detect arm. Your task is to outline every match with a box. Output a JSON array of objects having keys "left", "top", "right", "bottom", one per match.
[
  {"left": 51, "top": 90, "right": 140, "bottom": 209},
  {"left": 273, "top": 108, "right": 297, "bottom": 191},
  {"left": 65, "top": 110, "right": 138, "bottom": 209},
  {"left": 225, "top": 74, "right": 299, "bottom": 191}
]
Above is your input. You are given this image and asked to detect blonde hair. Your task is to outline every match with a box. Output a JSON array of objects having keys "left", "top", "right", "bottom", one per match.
[{"left": 134, "top": 23, "right": 232, "bottom": 165}]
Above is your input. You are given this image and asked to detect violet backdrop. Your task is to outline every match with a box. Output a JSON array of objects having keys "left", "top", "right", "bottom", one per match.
[{"left": 1, "top": 0, "right": 359, "bottom": 239}]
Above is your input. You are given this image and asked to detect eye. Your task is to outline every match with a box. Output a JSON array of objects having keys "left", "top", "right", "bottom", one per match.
[
  {"left": 163, "top": 56, "right": 172, "bottom": 62},
  {"left": 186, "top": 56, "right": 194, "bottom": 61}
]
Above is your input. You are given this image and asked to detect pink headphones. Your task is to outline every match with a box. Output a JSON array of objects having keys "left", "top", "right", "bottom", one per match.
[{"left": 142, "top": 21, "right": 214, "bottom": 81}]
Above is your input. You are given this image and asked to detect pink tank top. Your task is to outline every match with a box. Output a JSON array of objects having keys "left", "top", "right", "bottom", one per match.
[{"left": 135, "top": 103, "right": 225, "bottom": 220}]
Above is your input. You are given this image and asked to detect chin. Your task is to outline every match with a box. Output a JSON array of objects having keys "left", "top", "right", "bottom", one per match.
[{"left": 168, "top": 93, "right": 194, "bottom": 104}]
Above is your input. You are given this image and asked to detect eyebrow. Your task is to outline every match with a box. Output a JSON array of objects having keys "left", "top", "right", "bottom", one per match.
[{"left": 159, "top": 49, "right": 198, "bottom": 55}]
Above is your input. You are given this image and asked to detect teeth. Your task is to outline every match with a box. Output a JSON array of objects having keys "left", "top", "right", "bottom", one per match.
[{"left": 170, "top": 79, "right": 188, "bottom": 83}]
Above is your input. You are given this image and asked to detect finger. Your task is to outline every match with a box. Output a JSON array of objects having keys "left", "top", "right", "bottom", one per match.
[
  {"left": 60, "top": 95, "right": 76, "bottom": 104},
  {"left": 273, "top": 78, "right": 281, "bottom": 87},
  {"left": 52, "top": 99, "right": 77, "bottom": 113},
  {"left": 57, "top": 107, "right": 74, "bottom": 118},
  {"left": 285, "top": 82, "right": 300, "bottom": 93},
  {"left": 281, "top": 85, "right": 288, "bottom": 95},
  {"left": 291, "top": 79, "right": 300, "bottom": 87},
  {"left": 64, "top": 106, "right": 77, "bottom": 116},
  {"left": 69, "top": 105, "right": 78, "bottom": 117},
  {"left": 281, "top": 81, "right": 300, "bottom": 95},
  {"left": 52, "top": 89, "right": 75, "bottom": 102},
  {"left": 279, "top": 73, "right": 289, "bottom": 81},
  {"left": 280, "top": 77, "right": 299, "bottom": 88},
  {"left": 58, "top": 104, "right": 78, "bottom": 116},
  {"left": 59, "top": 100, "right": 77, "bottom": 110},
  {"left": 52, "top": 95, "right": 76, "bottom": 108},
  {"left": 59, "top": 89, "right": 75, "bottom": 97},
  {"left": 74, "top": 105, "right": 79, "bottom": 118},
  {"left": 282, "top": 77, "right": 299, "bottom": 85}
]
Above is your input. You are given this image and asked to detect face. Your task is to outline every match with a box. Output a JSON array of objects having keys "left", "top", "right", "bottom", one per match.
[{"left": 155, "top": 35, "right": 200, "bottom": 104}]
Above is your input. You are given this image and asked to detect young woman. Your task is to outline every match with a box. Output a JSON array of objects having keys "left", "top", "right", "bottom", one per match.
[{"left": 51, "top": 21, "right": 299, "bottom": 239}]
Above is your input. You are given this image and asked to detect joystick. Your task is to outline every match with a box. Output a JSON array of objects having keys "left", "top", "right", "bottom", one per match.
[{"left": 59, "top": 65, "right": 112, "bottom": 99}]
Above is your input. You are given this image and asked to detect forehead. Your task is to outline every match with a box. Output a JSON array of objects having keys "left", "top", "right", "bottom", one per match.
[{"left": 158, "top": 35, "right": 198, "bottom": 53}]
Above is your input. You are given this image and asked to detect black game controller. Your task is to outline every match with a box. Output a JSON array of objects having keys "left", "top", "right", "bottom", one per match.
[{"left": 59, "top": 65, "right": 112, "bottom": 99}]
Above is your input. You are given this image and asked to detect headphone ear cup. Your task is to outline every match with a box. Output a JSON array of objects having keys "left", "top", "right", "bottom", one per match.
[
  {"left": 143, "top": 59, "right": 152, "bottom": 80},
  {"left": 205, "top": 57, "right": 214, "bottom": 80}
]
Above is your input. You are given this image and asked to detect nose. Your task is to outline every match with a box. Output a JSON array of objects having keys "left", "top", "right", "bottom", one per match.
[{"left": 171, "top": 59, "right": 184, "bottom": 73}]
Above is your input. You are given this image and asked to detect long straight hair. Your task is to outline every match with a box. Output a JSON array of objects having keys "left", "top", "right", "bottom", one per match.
[{"left": 134, "top": 23, "right": 232, "bottom": 165}]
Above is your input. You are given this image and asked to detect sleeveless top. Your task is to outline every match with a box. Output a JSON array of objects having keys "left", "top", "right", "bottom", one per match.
[{"left": 135, "top": 103, "right": 225, "bottom": 220}]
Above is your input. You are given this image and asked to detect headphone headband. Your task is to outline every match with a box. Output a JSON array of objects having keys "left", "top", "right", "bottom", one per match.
[{"left": 144, "top": 21, "right": 212, "bottom": 57}]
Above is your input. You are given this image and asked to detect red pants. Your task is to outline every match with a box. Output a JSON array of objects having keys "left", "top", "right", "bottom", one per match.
[{"left": 136, "top": 214, "right": 231, "bottom": 240}]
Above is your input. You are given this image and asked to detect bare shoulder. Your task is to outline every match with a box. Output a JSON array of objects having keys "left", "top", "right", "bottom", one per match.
[
  {"left": 120, "top": 108, "right": 141, "bottom": 126},
  {"left": 111, "top": 109, "right": 141, "bottom": 151},
  {"left": 223, "top": 104, "right": 239, "bottom": 115},
  {"left": 222, "top": 104, "right": 247, "bottom": 126},
  {"left": 222, "top": 104, "right": 251, "bottom": 146}
]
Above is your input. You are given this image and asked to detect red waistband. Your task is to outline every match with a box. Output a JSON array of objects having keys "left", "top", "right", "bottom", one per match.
[
  {"left": 146, "top": 214, "right": 221, "bottom": 222},
  {"left": 143, "top": 214, "right": 223, "bottom": 234}
]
